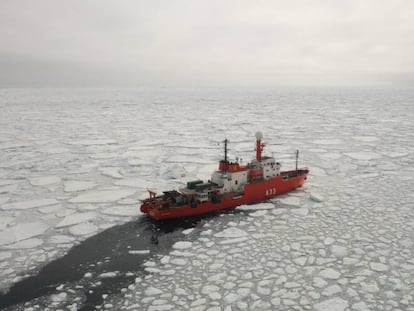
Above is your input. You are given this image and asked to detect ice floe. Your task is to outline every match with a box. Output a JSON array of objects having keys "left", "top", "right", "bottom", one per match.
[
  {"left": 69, "top": 189, "right": 135, "bottom": 203},
  {"left": 68, "top": 222, "right": 98, "bottom": 236},
  {"left": 344, "top": 152, "right": 382, "bottom": 160},
  {"left": 1, "top": 198, "right": 58, "bottom": 210},
  {"left": 55, "top": 212, "right": 97, "bottom": 228},
  {"left": 314, "top": 297, "right": 348, "bottom": 311},
  {"left": 0, "top": 222, "right": 49, "bottom": 245},
  {"left": 172, "top": 241, "right": 193, "bottom": 250},
  {"left": 29, "top": 176, "right": 61, "bottom": 186},
  {"left": 63, "top": 181, "right": 97, "bottom": 192},
  {"left": 129, "top": 250, "right": 150, "bottom": 255},
  {"left": 101, "top": 205, "right": 138, "bottom": 216}
]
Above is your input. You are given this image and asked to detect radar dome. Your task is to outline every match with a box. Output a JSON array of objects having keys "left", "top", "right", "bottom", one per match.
[{"left": 255, "top": 131, "right": 263, "bottom": 140}]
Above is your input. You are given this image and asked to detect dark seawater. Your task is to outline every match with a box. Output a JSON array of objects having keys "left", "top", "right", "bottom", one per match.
[{"left": 0, "top": 212, "right": 238, "bottom": 310}]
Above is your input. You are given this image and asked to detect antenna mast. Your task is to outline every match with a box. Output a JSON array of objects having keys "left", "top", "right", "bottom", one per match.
[
  {"left": 295, "top": 149, "right": 299, "bottom": 171},
  {"left": 224, "top": 139, "right": 228, "bottom": 163}
]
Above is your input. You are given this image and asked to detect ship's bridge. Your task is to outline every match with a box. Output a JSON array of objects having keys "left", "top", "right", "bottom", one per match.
[
  {"left": 261, "top": 156, "right": 281, "bottom": 179},
  {"left": 212, "top": 162, "right": 248, "bottom": 193}
]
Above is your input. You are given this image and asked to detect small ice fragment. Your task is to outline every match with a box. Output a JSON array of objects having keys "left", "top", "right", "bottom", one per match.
[
  {"left": 319, "top": 268, "right": 341, "bottom": 280},
  {"left": 310, "top": 193, "right": 324, "bottom": 202},
  {"left": 314, "top": 297, "right": 348, "bottom": 311},
  {"left": 249, "top": 210, "right": 268, "bottom": 217},
  {"left": 98, "top": 271, "right": 119, "bottom": 278},
  {"left": 290, "top": 207, "right": 308, "bottom": 216},
  {"left": 50, "top": 292, "right": 67, "bottom": 302},
  {"left": 279, "top": 196, "right": 301, "bottom": 206},
  {"left": 129, "top": 250, "right": 150, "bottom": 255},
  {"left": 370, "top": 262, "right": 388, "bottom": 272},
  {"left": 237, "top": 203, "right": 274, "bottom": 211},
  {"left": 322, "top": 284, "right": 342, "bottom": 296},
  {"left": 172, "top": 241, "right": 192, "bottom": 250},
  {"left": 182, "top": 228, "right": 194, "bottom": 235},
  {"left": 331, "top": 245, "right": 348, "bottom": 257},
  {"left": 145, "top": 287, "right": 163, "bottom": 296},
  {"left": 214, "top": 227, "right": 248, "bottom": 238}
]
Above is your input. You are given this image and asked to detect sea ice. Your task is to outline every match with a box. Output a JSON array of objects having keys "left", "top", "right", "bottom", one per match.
[
  {"left": 0, "top": 216, "right": 14, "bottom": 230},
  {"left": 369, "top": 262, "right": 388, "bottom": 272},
  {"left": 182, "top": 228, "right": 194, "bottom": 235},
  {"left": 279, "top": 196, "right": 301, "bottom": 206},
  {"left": 314, "top": 297, "right": 348, "bottom": 311},
  {"left": 313, "top": 139, "right": 343, "bottom": 145},
  {"left": 0, "top": 221, "right": 49, "bottom": 245},
  {"left": 63, "top": 181, "right": 97, "bottom": 192},
  {"left": 114, "top": 178, "right": 144, "bottom": 188},
  {"left": 129, "top": 250, "right": 150, "bottom": 255},
  {"left": 50, "top": 292, "right": 67, "bottom": 302},
  {"left": 68, "top": 222, "right": 98, "bottom": 236},
  {"left": 172, "top": 241, "right": 193, "bottom": 250},
  {"left": 145, "top": 287, "right": 163, "bottom": 296},
  {"left": 98, "top": 271, "right": 119, "bottom": 278},
  {"left": 47, "top": 235, "right": 75, "bottom": 244},
  {"left": 68, "top": 139, "right": 117, "bottom": 146},
  {"left": 352, "top": 136, "right": 379, "bottom": 142},
  {"left": 29, "top": 176, "right": 61, "bottom": 186},
  {"left": 214, "top": 227, "right": 248, "bottom": 238},
  {"left": 344, "top": 152, "right": 382, "bottom": 160},
  {"left": 99, "top": 167, "right": 123, "bottom": 179},
  {"left": 331, "top": 245, "right": 348, "bottom": 257},
  {"left": 1, "top": 198, "right": 58, "bottom": 210},
  {"left": 322, "top": 284, "right": 342, "bottom": 296},
  {"left": 310, "top": 193, "right": 324, "bottom": 202},
  {"left": 319, "top": 268, "right": 341, "bottom": 280},
  {"left": 4, "top": 238, "right": 43, "bottom": 249},
  {"left": 56, "top": 212, "right": 97, "bottom": 228},
  {"left": 0, "top": 196, "right": 10, "bottom": 205},
  {"left": 249, "top": 210, "right": 268, "bottom": 217},
  {"left": 237, "top": 203, "right": 274, "bottom": 211},
  {"left": 101, "top": 205, "right": 137, "bottom": 216},
  {"left": 69, "top": 189, "right": 136, "bottom": 203},
  {"left": 289, "top": 207, "right": 308, "bottom": 216}
]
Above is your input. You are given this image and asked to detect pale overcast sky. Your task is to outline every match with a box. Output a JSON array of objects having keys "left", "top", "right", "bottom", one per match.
[{"left": 0, "top": 0, "right": 413, "bottom": 87}]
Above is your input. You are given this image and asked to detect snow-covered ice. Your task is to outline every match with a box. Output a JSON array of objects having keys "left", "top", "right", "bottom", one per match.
[
  {"left": 63, "top": 180, "right": 97, "bottom": 192},
  {"left": 69, "top": 189, "right": 136, "bottom": 203},
  {"left": 55, "top": 212, "right": 97, "bottom": 228},
  {"left": 1, "top": 198, "right": 58, "bottom": 210},
  {"left": 68, "top": 222, "right": 98, "bottom": 236}
]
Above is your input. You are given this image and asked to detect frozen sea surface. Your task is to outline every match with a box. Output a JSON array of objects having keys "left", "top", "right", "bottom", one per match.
[{"left": 0, "top": 87, "right": 414, "bottom": 310}]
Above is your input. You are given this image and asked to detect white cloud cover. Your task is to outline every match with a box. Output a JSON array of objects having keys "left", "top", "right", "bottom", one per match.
[{"left": 0, "top": 0, "right": 413, "bottom": 87}]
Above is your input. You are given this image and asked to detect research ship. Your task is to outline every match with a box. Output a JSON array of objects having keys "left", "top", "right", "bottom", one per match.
[{"left": 140, "top": 132, "right": 309, "bottom": 220}]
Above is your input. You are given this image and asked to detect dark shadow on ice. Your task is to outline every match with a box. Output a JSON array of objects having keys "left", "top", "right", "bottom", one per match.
[{"left": 0, "top": 210, "right": 241, "bottom": 310}]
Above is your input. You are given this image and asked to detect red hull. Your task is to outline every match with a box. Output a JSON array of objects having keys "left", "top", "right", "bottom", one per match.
[{"left": 141, "top": 169, "right": 308, "bottom": 220}]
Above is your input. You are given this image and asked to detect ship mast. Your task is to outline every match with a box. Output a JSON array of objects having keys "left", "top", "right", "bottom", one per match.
[
  {"left": 224, "top": 139, "right": 228, "bottom": 163},
  {"left": 295, "top": 149, "right": 299, "bottom": 171},
  {"left": 255, "top": 131, "right": 264, "bottom": 161},
  {"left": 218, "top": 139, "right": 229, "bottom": 171}
]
